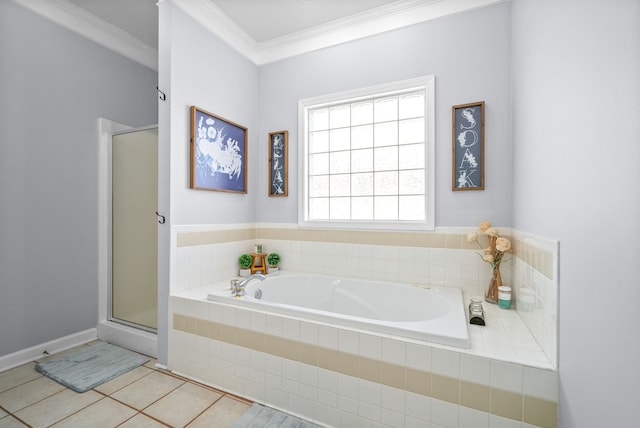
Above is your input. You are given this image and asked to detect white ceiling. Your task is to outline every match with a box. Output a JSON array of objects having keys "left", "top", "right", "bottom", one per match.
[
  {"left": 65, "top": 0, "right": 413, "bottom": 50},
  {"left": 210, "top": 0, "right": 403, "bottom": 43},
  {"left": 13, "top": 0, "right": 502, "bottom": 68}
]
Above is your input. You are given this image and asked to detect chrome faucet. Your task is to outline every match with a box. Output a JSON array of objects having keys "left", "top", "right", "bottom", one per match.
[{"left": 233, "top": 273, "right": 266, "bottom": 297}]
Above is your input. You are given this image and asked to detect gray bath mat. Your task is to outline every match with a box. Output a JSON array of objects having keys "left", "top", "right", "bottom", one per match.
[
  {"left": 35, "top": 341, "right": 149, "bottom": 393},
  {"left": 232, "top": 403, "right": 323, "bottom": 428}
]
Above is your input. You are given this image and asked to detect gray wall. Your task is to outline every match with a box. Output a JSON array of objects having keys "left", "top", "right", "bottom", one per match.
[
  {"left": 511, "top": 0, "right": 640, "bottom": 426},
  {"left": 0, "top": 1, "right": 158, "bottom": 357},
  {"left": 257, "top": 4, "right": 512, "bottom": 227}
]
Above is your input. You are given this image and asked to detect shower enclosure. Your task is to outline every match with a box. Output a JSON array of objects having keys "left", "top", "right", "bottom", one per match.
[{"left": 97, "top": 119, "right": 158, "bottom": 357}]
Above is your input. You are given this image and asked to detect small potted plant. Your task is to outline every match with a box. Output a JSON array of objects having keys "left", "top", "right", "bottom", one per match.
[
  {"left": 267, "top": 253, "right": 280, "bottom": 273},
  {"left": 238, "top": 253, "right": 252, "bottom": 277}
]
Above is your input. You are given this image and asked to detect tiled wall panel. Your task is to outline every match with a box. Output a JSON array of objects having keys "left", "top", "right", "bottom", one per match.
[{"left": 172, "top": 224, "right": 514, "bottom": 299}]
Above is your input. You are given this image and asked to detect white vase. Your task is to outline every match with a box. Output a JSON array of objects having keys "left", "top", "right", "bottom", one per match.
[
  {"left": 239, "top": 268, "right": 251, "bottom": 277},
  {"left": 267, "top": 266, "right": 279, "bottom": 274}
]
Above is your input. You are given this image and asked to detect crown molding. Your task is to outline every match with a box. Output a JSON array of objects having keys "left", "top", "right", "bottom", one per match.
[
  {"left": 11, "top": 0, "right": 504, "bottom": 69},
  {"left": 170, "top": 0, "right": 259, "bottom": 63},
  {"left": 256, "top": 0, "right": 501, "bottom": 64},
  {"left": 172, "top": 0, "right": 505, "bottom": 65},
  {"left": 10, "top": 0, "right": 158, "bottom": 71}
]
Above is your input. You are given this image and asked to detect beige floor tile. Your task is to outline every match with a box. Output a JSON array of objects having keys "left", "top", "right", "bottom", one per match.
[
  {"left": 50, "top": 397, "right": 136, "bottom": 427},
  {"left": 94, "top": 365, "right": 154, "bottom": 395},
  {"left": 0, "top": 376, "right": 65, "bottom": 412},
  {"left": 186, "top": 396, "right": 250, "bottom": 428},
  {"left": 144, "top": 382, "right": 223, "bottom": 427},
  {"left": 1, "top": 364, "right": 250, "bottom": 428},
  {"left": 0, "top": 364, "right": 40, "bottom": 393},
  {"left": 111, "top": 371, "right": 184, "bottom": 410},
  {"left": 0, "top": 415, "right": 28, "bottom": 428},
  {"left": 14, "top": 389, "right": 102, "bottom": 428},
  {"left": 144, "top": 358, "right": 158, "bottom": 369},
  {"left": 118, "top": 413, "right": 168, "bottom": 428}
]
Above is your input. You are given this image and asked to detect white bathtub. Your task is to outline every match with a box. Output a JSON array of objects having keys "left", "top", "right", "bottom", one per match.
[{"left": 206, "top": 272, "right": 470, "bottom": 348}]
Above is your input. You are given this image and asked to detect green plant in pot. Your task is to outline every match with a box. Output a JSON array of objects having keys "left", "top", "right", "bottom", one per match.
[
  {"left": 238, "top": 253, "right": 252, "bottom": 277},
  {"left": 267, "top": 253, "right": 280, "bottom": 273}
]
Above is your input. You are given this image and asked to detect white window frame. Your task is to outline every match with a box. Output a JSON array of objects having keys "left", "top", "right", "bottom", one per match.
[{"left": 298, "top": 76, "right": 435, "bottom": 230}]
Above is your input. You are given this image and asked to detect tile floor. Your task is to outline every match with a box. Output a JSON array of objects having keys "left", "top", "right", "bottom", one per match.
[{"left": 0, "top": 346, "right": 252, "bottom": 428}]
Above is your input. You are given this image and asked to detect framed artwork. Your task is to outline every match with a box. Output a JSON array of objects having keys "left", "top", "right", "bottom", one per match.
[
  {"left": 268, "top": 130, "right": 288, "bottom": 197},
  {"left": 452, "top": 101, "right": 484, "bottom": 191},
  {"left": 190, "top": 106, "right": 247, "bottom": 193}
]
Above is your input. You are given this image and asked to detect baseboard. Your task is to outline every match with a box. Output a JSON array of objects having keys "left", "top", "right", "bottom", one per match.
[
  {"left": 0, "top": 328, "right": 98, "bottom": 372},
  {"left": 97, "top": 321, "right": 157, "bottom": 359}
]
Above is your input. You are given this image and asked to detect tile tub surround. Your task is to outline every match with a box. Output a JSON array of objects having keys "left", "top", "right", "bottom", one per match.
[
  {"left": 169, "top": 224, "right": 559, "bottom": 427},
  {"left": 172, "top": 224, "right": 516, "bottom": 297},
  {"left": 171, "top": 223, "right": 558, "bottom": 366},
  {"left": 512, "top": 230, "right": 559, "bottom": 368},
  {"left": 169, "top": 294, "right": 558, "bottom": 428}
]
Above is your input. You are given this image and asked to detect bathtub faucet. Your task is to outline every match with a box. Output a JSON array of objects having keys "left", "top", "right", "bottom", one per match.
[{"left": 234, "top": 273, "right": 266, "bottom": 297}]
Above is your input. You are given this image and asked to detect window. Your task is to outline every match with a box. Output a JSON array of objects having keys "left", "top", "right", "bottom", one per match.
[{"left": 298, "top": 76, "right": 434, "bottom": 230}]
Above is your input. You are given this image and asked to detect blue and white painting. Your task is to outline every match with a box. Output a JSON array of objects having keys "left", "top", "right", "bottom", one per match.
[
  {"left": 453, "top": 102, "right": 484, "bottom": 190},
  {"left": 192, "top": 107, "right": 246, "bottom": 193},
  {"left": 269, "top": 131, "right": 287, "bottom": 196}
]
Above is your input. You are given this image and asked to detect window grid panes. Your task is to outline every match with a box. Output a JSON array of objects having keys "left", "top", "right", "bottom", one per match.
[{"left": 306, "top": 90, "right": 426, "bottom": 222}]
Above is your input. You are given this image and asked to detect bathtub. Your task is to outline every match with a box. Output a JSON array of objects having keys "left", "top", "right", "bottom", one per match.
[{"left": 206, "top": 272, "right": 469, "bottom": 348}]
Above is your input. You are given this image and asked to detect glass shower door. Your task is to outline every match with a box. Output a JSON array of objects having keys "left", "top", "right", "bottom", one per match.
[{"left": 111, "top": 127, "right": 158, "bottom": 331}]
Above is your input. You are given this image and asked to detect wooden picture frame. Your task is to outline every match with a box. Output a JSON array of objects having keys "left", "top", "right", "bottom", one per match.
[
  {"left": 452, "top": 101, "right": 484, "bottom": 191},
  {"left": 190, "top": 106, "right": 247, "bottom": 193},
  {"left": 268, "top": 130, "right": 288, "bottom": 197}
]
